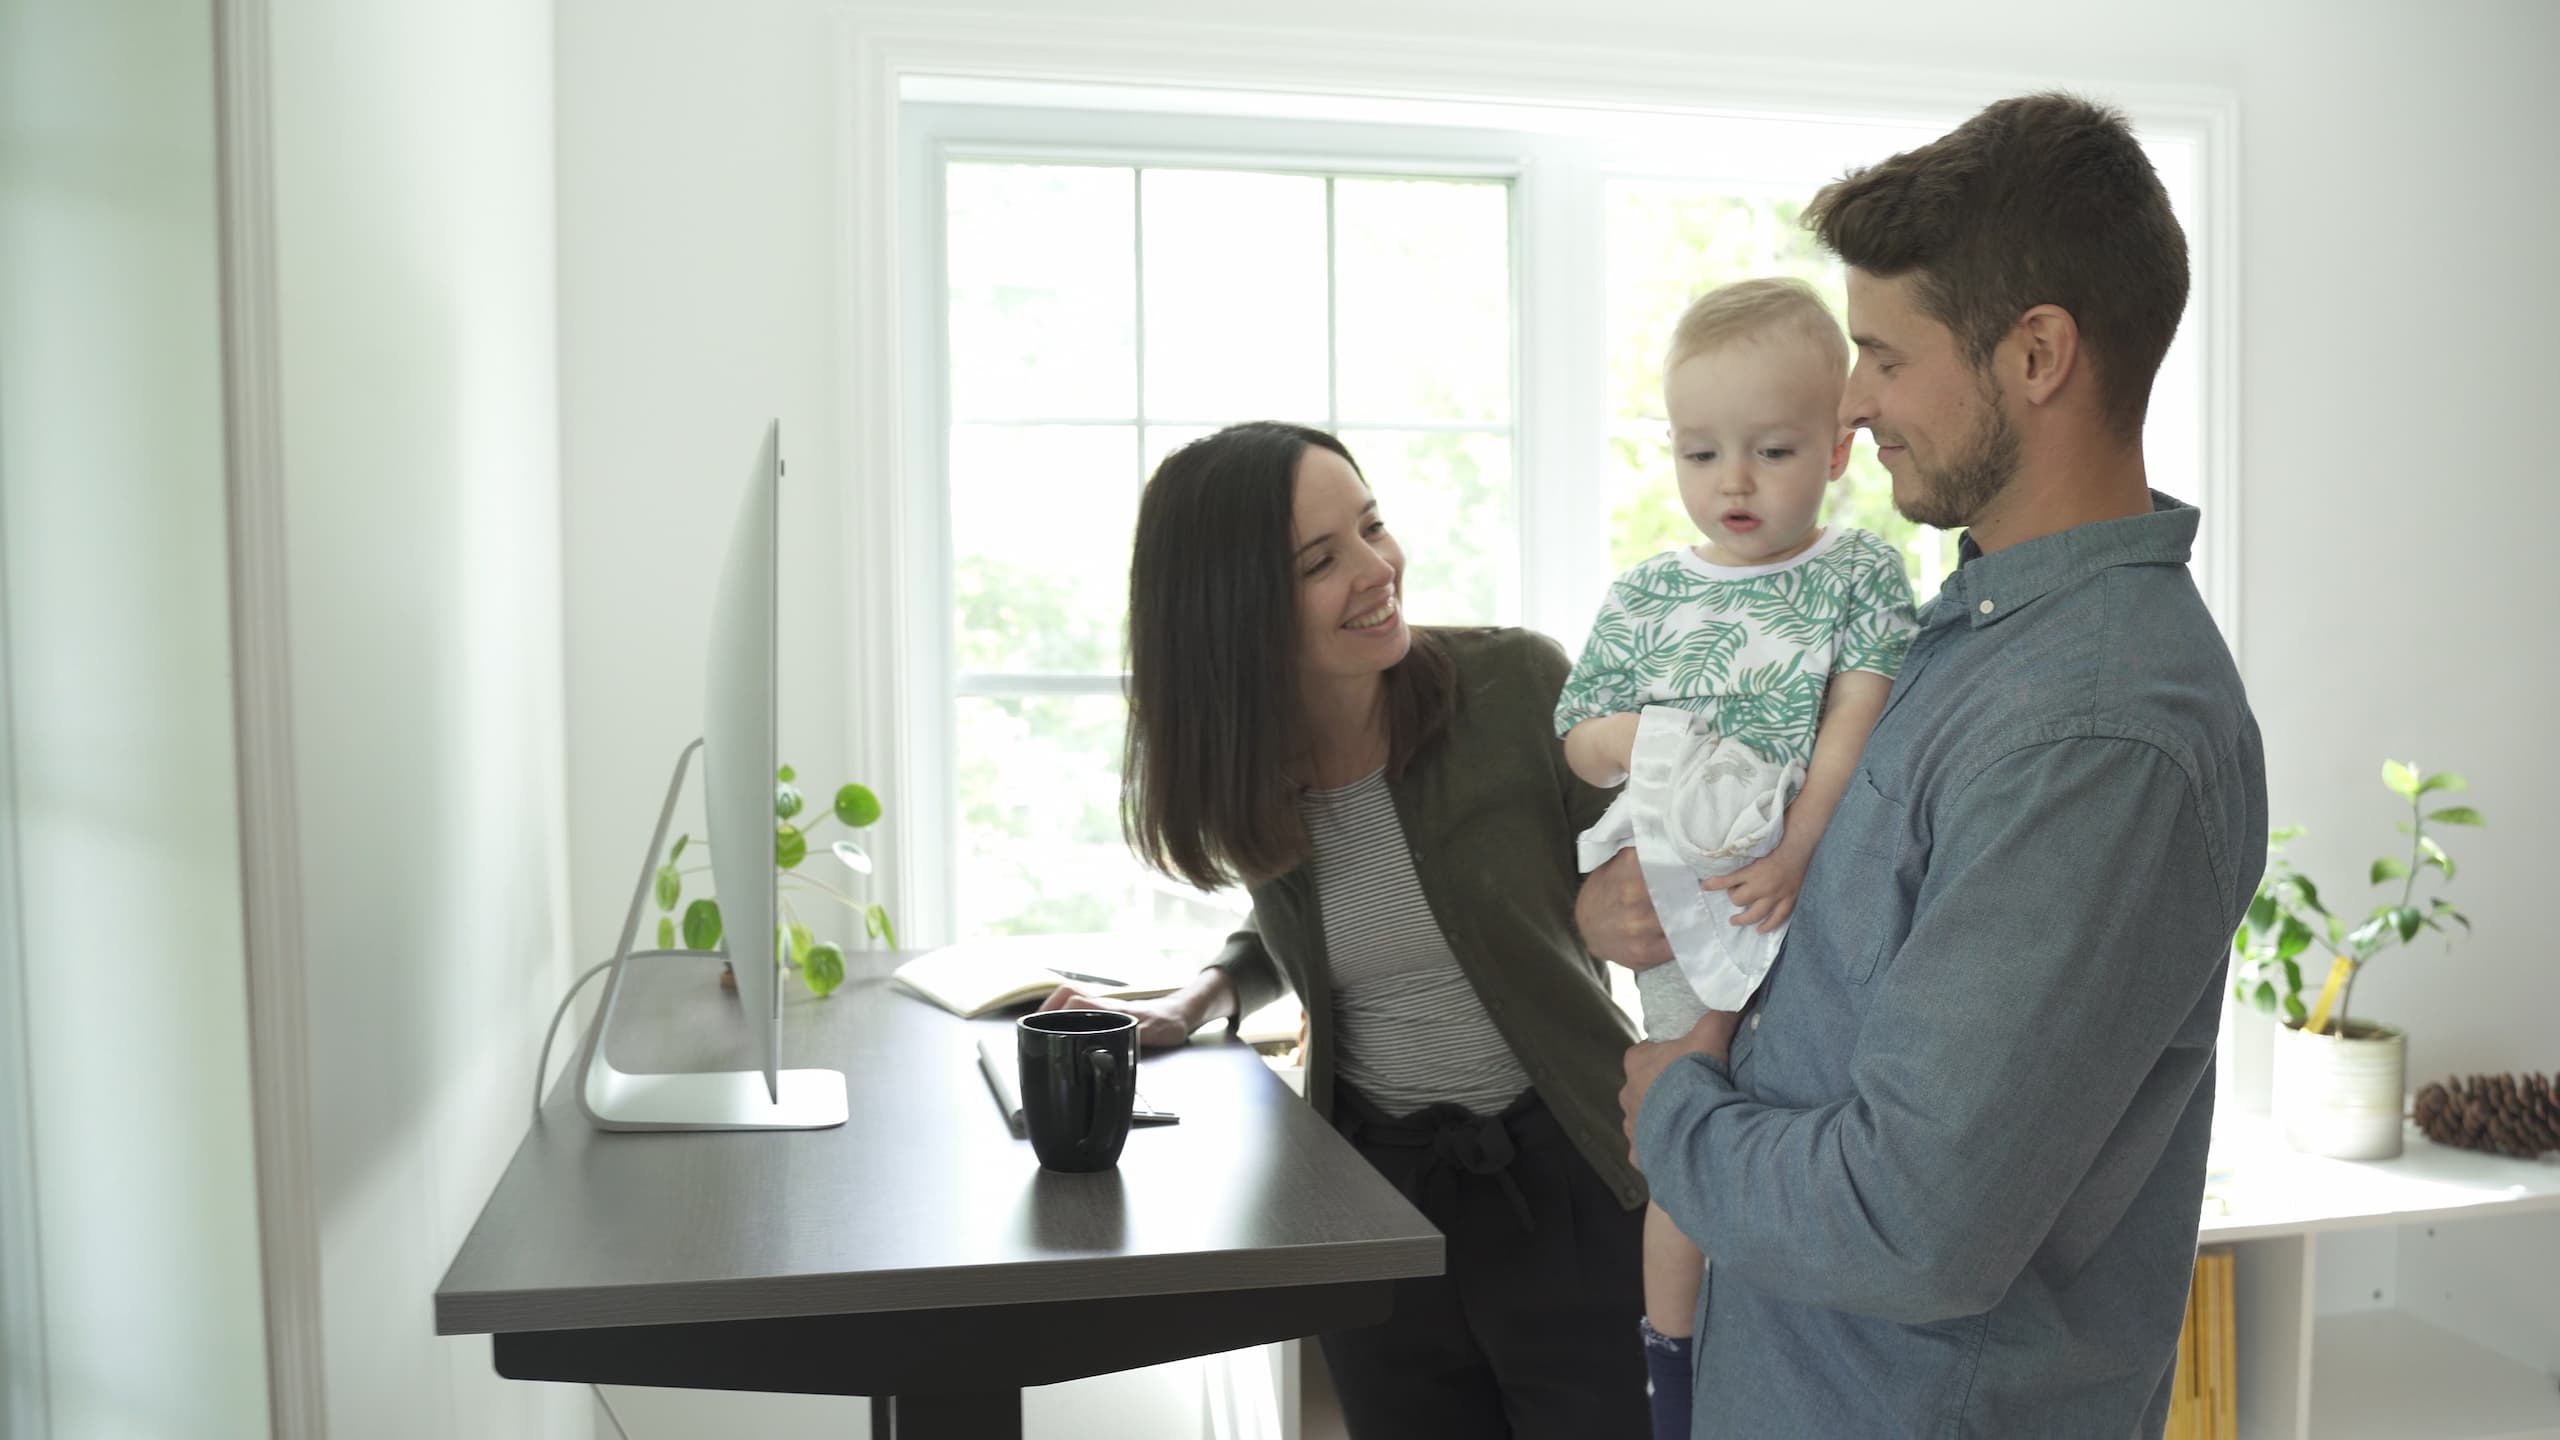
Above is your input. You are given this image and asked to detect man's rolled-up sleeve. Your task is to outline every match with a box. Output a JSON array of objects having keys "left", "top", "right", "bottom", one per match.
[{"left": 1636, "top": 736, "right": 2230, "bottom": 1323}]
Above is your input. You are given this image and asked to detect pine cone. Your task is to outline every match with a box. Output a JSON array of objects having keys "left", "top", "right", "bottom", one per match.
[{"left": 2414, "top": 1072, "right": 2560, "bottom": 1160}]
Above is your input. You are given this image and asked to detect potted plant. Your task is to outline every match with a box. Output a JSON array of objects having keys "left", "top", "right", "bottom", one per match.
[
  {"left": 2230, "top": 761, "right": 2484, "bottom": 1160},
  {"left": 651, "top": 763, "right": 895, "bottom": 998}
]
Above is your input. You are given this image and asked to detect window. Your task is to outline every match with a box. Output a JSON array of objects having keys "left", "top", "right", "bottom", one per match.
[
  {"left": 905, "top": 91, "right": 2220, "bottom": 944},
  {"left": 936, "top": 144, "right": 1516, "bottom": 940}
]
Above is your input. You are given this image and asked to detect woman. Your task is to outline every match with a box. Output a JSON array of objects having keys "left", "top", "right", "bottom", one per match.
[{"left": 1039, "top": 421, "right": 1648, "bottom": 1436}]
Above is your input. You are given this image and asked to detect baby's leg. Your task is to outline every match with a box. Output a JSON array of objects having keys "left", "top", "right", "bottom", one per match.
[
  {"left": 1640, "top": 1203, "right": 1702, "bottom": 1440},
  {"left": 1633, "top": 962, "right": 1712, "bottom": 1339},
  {"left": 1642, "top": 1201, "right": 1705, "bottom": 1334},
  {"left": 1636, "top": 959, "right": 1711, "bottom": 1044}
]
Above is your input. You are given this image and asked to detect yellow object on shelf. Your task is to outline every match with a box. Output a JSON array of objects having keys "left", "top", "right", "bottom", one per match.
[
  {"left": 2166, "top": 1248, "right": 2237, "bottom": 1440},
  {"left": 2301, "top": 953, "right": 2355, "bottom": 1035}
]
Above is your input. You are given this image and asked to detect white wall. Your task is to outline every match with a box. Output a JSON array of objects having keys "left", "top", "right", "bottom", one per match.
[
  {"left": 0, "top": 4, "right": 275, "bottom": 1437},
  {"left": 263, "top": 0, "right": 585, "bottom": 1434},
  {"left": 555, "top": 0, "right": 2560, "bottom": 1432},
  {"left": 2217, "top": 1, "right": 2560, "bottom": 1093},
  {"left": 554, "top": 1, "right": 857, "bottom": 973}
]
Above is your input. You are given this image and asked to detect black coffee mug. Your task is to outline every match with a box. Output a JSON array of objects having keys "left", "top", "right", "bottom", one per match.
[{"left": 1018, "top": 1010, "right": 1138, "bottom": 1172}]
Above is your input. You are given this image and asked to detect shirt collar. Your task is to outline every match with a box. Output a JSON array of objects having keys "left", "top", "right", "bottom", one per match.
[{"left": 1933, "top": 491, "right": 2200, "bottom": 629}]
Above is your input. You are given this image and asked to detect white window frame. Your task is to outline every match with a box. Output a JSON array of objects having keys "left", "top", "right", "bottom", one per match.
[
  {"left": 839, "top": 18, "right": 2240, "bottom": 949},
  {"left": 900, "top": 103, "right": 1604, "bottom": 942}
]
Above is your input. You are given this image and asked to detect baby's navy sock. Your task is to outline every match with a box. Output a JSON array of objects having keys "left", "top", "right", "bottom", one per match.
[{"left": 1640, "top": 1316, "right": 1694, "bottom": 1440}]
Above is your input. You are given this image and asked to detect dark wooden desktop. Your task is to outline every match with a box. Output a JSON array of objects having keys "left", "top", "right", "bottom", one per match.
[{"left": 434, "top": 950, "right": 1442, "bottom": 1438}]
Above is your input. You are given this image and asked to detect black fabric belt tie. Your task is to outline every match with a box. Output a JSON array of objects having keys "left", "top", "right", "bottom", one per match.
[{"left": 1342, "top": 1091, "right": 1539, "bottom": 1234}]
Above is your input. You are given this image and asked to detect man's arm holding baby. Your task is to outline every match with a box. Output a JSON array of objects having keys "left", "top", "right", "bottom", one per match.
[{"left": 1704, "top": 669, "right": 1891, "bottom": 932}]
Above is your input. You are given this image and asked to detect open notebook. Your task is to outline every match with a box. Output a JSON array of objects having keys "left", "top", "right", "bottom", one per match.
[{"left": 889, "top": 933, "right": 1205, "bottom": 1020}]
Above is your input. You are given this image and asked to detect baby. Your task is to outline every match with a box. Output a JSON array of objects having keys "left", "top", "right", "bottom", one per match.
[{"left": 1555, "top": 277, "right": 1918, "bottom": 1438}]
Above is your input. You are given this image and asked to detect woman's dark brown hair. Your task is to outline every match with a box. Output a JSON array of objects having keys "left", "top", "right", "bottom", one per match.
[{"left": 1122, "top": 421, "right": 1454, "bottom": 890}]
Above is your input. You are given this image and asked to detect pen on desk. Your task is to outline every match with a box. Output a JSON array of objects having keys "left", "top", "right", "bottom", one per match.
[{"left": 1046, "top": 966, "right": 1127, "bottom": 988}]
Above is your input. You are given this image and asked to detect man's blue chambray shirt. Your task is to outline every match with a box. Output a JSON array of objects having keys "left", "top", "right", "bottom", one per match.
[{"left": 1637, "top": 495, "right": 2267, "bottom": 1439}]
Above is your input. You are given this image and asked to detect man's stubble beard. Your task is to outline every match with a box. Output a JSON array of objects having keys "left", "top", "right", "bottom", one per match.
[{"left": 1897, "top": 376, "right": 2021, "bottom": 532}]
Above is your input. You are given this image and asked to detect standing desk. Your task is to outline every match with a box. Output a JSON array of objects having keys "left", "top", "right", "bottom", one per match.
[{"left": 434, "top": 951, "right": 1442, "bottom": 1438}]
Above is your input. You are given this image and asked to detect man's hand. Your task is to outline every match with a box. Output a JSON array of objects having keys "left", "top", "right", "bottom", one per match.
[
  {"left": 1619, "top": 1009, "right": 1742, "bottom": 1161},
  {"left": 1703, "top": 840, "right": 1810, "bottom": 934},
  {"left": 1577, "top": 848, "right": 1674, "bottom": 972}
]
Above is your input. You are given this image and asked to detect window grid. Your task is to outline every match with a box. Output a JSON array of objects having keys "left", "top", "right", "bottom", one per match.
[
  {"left": 1130, "top": 162, "right": 1147, "bottom": 490},
  {"left": 947, "top": 161, "right": 1522, "bottom": 691},
  {"left": 1323, "top": 174, "right": 1339, "bottom": 428},
  {"left": 946, "top": 159, "right": 1522, "bottom": 939}
]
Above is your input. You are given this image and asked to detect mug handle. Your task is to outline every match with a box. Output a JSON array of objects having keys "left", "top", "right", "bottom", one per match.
[{"left": 1084, "top": 1048, "right": 1119, "bottom": 1138}]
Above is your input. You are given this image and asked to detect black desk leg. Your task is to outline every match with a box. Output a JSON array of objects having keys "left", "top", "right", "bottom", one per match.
[{"left": 869, "top": 1389, "right": 1022, "bottom": 1440}]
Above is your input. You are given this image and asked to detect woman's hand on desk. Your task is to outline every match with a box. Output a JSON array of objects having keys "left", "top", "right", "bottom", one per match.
[
  {"left": 1034, "top": 988, "right": 1196, "bottom": 1049},
  {"left": 1035, "top": 967, "right": 1236, "bottom": 1051}
]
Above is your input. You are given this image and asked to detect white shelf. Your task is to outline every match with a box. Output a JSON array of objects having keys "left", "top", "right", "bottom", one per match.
[
  {"left": 2308, "top": 1310, "right": 2560, "bottom": 1440},
  {"left": 2202, "top": 1119, "right": 2560, "bottom": 1243},
  {"left": 2196, "top": 1119, "right": 2560, "bottom": 1440}
]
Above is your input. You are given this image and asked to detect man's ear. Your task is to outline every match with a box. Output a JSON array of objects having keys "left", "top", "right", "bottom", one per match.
[
  {"left": 2012, "top": 304, "right": 2081, "bottom": 407},
  {"left": 1828, "top": 428, "right": 1854, "bottom": 481}
]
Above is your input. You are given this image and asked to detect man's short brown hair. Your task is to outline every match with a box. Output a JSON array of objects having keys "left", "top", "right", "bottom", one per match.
[{"left": 1804, "top": 92, "right": 2188, "bottom": 441}]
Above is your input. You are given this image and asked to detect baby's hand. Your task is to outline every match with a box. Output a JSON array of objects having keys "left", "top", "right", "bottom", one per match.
[{"left": 1701, "top": 845, "right": 1808, "bottom": 934}]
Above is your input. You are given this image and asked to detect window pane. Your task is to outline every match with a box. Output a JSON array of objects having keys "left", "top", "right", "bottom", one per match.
[
  {"left": 1602, "top": 179, "right": 1956, "bottom": 601},
  {"left": 1142, "top": 424, "right": 1214, "bottom": 483},
  {"left": 1604, "top": 188, "right": 1766, "bottom": 423},
  {"left": 956, "top": 694, "right": 1248, "bottom": 939},
  {"left": 957, "top": 694, "right": 1134, "bottom": 937},
  {"left": 947, "top": 164, "right": 1135, "bottom": 419},
  {"left": 1142, "top": 170, "right": 1328, "bottom": 422},
  {"left": 1334, "top": 178, "right": 1510, "bottom": 424},
  {"left": 1344, "top": 428, "right": 1512, "bottom": 627},
  {"left": 950, "top": 424, "right": 1137, "bottom": 674},
  {"left": 1602, "top": 424, "right": 1683, "bottom": 576}
]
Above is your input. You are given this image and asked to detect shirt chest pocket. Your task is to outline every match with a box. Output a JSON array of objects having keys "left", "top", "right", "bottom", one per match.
[{"left": 1796, "top": 767, "right": 1920, "bottom": 986}]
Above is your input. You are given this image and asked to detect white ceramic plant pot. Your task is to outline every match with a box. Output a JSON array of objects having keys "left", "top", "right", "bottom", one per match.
[{"left": 2272, "top": 1020, "right": 2407, "bottom": 1160}]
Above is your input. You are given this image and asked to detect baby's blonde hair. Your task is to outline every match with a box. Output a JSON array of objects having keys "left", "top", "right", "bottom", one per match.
[{"left": 1665, "top": 276, "right": 1850, "bottom": 381}]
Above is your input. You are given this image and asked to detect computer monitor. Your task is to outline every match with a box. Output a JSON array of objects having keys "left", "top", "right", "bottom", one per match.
[
  {"left": 573, "top": 420, "right": 849, "bottom": 1131},
  {"left": 703, "top": 418, "right": 783, "bottom": 1101}
]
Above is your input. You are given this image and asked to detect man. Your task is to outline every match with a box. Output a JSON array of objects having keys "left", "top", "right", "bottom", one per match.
[{"left": 1588, "top": 91, "right": 2267, "bottom": 1437}]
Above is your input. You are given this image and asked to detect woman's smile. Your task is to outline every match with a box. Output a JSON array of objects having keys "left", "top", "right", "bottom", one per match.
[{"left": 1346, "top": 593, "right": 1400, "bottom": 631}]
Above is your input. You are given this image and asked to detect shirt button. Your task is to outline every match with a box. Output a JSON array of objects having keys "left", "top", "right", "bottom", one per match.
[
  {"left": 1749, "top": 1014, "right": 1762, "bottom": 1031},
  {"left": 1978, "top": 599, "right": 1996, "bottom": 615}
]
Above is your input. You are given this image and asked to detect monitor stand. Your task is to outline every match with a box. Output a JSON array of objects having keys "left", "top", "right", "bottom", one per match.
[{"left": 574, "top": 739, "right": 848, "bottom": 1131}]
